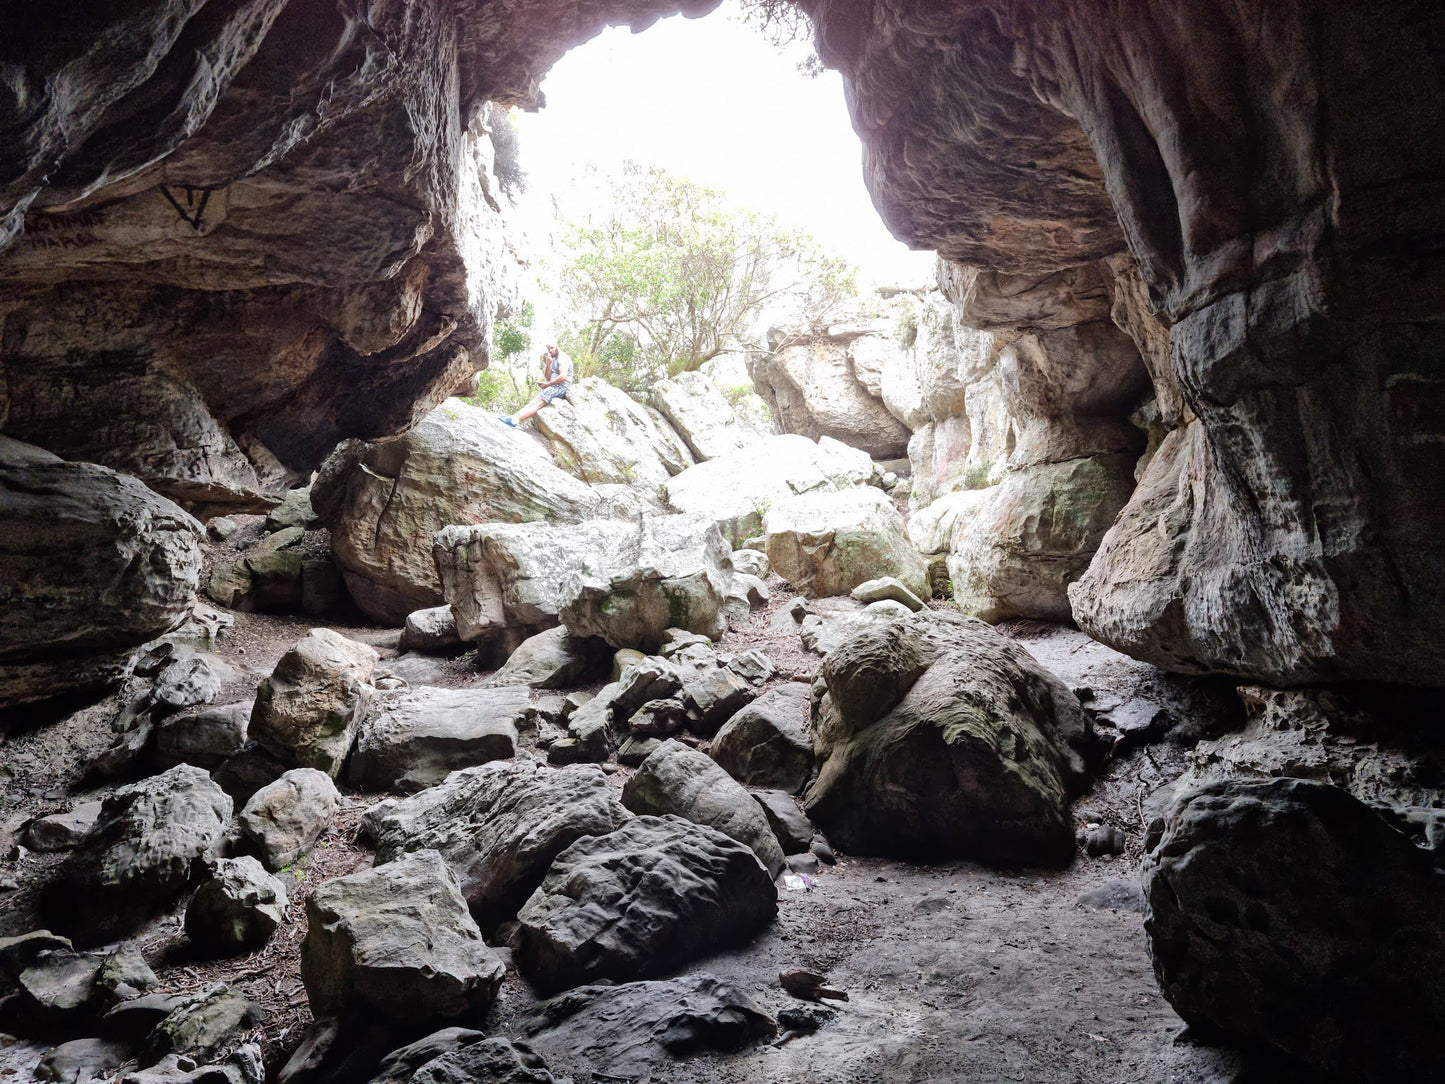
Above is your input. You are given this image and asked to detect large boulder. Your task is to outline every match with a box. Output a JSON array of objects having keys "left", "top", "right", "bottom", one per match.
[
  {"left": 348, "top": 685, "right": 525, "bottom": 793},
  {"left": 435, "top": 518, "right": 639, "bottom": 646},
  {"left": 302, "top": 850, "right": 505, "bottom": 1025},
  {"left": 709, "top": 682, "right": 813, "bottom": 794},
  {"left": 154, "top": 702, "right": 252, "bottom": 772},
  {"left": 184, "top": 857, "right": 288, "bottom": 956},
  {"left": 520, "top": 975, "right": 775, "bottom": 1080},
  {"left": 436, "top": 514, "right": 733, "bottom": 654},
  {"left": 949, "top": 454, "right": 1138, "bottom": 622},
  {"left": 44, "top": 765, "right": 233, "bottom": 945},
  {"left": 749, "top": 328, "right": 912, "bottom": 458},
  {"left": 237, "top": 768, "right": 340, "bottom": 871},
  {"left": 0, "top": 438, "right": 204, "bottom": 707},
  {"left": 516, "top": 816, "right": 777, "bottom": 995},
  {"left": 533, "top": 376, "right": 694, "bottom": 493},
  {"left": 663, "top": 434, "right": 875, "bottom": 547},
  {"left": 556, "top": 515, "right": 735, "bottom": 652},
  {"left": 491, "top": 627, "right": 607, "bottom": 689},
  {"left": 311, "top": 402, "right": 605, "bottom": 623},
  {"left": 370, "top": 1036, "right": 556, "bottom": 1084},
  {"left": 805, "top": 612, "right": 1092, "bottom": 865},
  {"left": 764, "top": 487, "right": 928, "bottom": 601},
  {"left": 249, "top": 629, "right": 378, "bottom": 778},
  {"left": 621, "top": 740, "right": 785, "bottom": 877},
  {"left": 649, "top": 371, "right": 763, "bottom": 461},
  {"left": 373, "top": 761, "right": 633, "bottom": 929},
  {"left": 1143, "top": 779, "right": 1445, "bottom": 1083}
]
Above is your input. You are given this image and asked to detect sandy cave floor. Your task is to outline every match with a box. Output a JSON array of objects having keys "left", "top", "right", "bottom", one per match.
[{"left": 0, "top": 583, "right": 1245, "bottom": 1084}]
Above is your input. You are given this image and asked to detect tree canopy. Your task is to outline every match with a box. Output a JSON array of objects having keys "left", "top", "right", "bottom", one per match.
[{"left": 545, "top": 161, "right": 855, "bottom": 392}]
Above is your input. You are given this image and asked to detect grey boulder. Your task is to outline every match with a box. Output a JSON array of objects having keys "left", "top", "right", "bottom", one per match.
[
  {"left": 373, "top": 760, "right": 633, "bottom": 929},
  {"left": 184, "top": 857, "right": 288, "bottom": 957},
  {"left": 558, "top": 513, "right": 735, "bottom": 653},
  {"left": 491, "top": 627, "right": 606, "bottom": 689},
  {"left": 751, "top": 790, "right": 815, "bottom": 855},
  {"left": 517, "top": 815, "right": 777, "bottom": 995},
  {"left": 520, "top": 975, "right": 775, "bottom": 1080},
  {"left": 370, "top": 1034, "right": 555, "bottom": 1084},
  {"left": 678, "top": 668, "right": 756, "bottom": 738},
  {"left": 400, "top": 606, "right": 463, "bottom": 655},
  {"left": 22, "top": 802, "right": 104, "bottom": 853},
  {"left": 45, "top": 765, "right": 232, "bottom": 945},
  {"left": 249, "top": 629, "right": 378, "bottom": 778},
  {"left": 153, "top": 702, "right": 252, "bottom": 771},
  {"left": 805, "top": 612, "right": 1092, "bottom": 866},
  {"left": 1143, "top": 778, "right": 1445, "bottom": 1084},
  {"left": 348, "top": 685, "right": 525, "bottom": 793},
  {"left": 622, "top": 740, "right": 785, "bottom": 877},
  {"left": 709, "top": 683, "right": 813, "bottom": 793},
  {"left": 238, "top": 768, "right": 341, "bottom": 871},
  {"left": 302, "top": 850, "right": 504, "bottom": 1025}
]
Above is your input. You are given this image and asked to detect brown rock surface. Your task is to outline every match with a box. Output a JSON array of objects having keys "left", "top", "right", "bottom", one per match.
[{"left": 804, "top": 0, "right": 1445, "bottom": 683}]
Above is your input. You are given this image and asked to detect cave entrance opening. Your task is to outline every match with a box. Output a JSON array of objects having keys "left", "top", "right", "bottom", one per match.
[{"left": 482, "top": 0, "right": 934, "bottom": 416}]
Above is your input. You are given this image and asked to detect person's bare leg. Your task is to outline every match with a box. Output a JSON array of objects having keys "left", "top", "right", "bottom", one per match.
[{"left": 509, "top": 397, "right": 546, "bottom": 424}]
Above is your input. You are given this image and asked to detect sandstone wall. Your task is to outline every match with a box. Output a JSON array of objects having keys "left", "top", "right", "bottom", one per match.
[
  {"left": 804, "top": 0, "right": 1445, "bottom": 684},
  {"left": 0, "top": 0, "right": 716, "bottom": 510}
]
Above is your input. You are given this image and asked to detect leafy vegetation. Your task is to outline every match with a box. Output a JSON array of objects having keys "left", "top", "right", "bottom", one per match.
[
  {"left": 544, "top": 162, "right": 855, "bottom": 394},
  {"left": 466, "top": 302, "right": 535, "bottom": 412}
]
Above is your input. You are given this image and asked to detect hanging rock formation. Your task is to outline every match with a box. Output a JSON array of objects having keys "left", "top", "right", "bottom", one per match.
[
  {"left": 801, "top": 0, "right": 1445, "bottom": 685},
  {"left": 750, "top": 323, "right": 912, "bottom": 458},
  {"left": 0, "top": 0, "right": 720, "bottom": 508}
]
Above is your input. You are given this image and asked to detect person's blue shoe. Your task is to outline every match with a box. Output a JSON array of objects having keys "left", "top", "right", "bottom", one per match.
[{"left": 498, "top": 415, "right": 517, "bottom": 428}]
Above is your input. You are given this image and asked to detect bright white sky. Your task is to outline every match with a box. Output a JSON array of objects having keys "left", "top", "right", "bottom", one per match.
[{"left": 514, "top": 1, "right": 937, "bottom": 290}]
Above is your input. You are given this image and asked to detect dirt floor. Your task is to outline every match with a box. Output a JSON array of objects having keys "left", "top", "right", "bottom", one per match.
[{"left": 0, "top": 578, "right": 1250, "bottom": 1084}]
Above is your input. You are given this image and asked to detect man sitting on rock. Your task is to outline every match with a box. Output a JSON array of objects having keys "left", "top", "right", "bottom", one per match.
[{"left": 500, "top": 344, "right": 572, "bottom": 427}]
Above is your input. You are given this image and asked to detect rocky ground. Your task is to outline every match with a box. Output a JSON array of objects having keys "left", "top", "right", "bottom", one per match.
[{"left": 0, "top": 564, "right": 1269, "bottom": 1084}]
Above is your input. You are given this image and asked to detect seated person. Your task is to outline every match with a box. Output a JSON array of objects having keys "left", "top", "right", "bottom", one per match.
[{"left": 501, "top": 344, "right": 572, "bottom": 427}]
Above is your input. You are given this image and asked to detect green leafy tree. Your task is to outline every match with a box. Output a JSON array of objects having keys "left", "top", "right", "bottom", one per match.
[
  {"left": 466, "top": 301, "right": 534, "bottom": 410},
  {"left": 547, "top": 162, "right": 855, "bottom": 392}
]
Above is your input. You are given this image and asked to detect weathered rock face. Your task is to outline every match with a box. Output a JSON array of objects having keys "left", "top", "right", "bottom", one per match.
[
  {"left": 764, "top": 486, "right": 927, "bottom": 601},
  {"left": 312, "top": 402, "right": 605, "bottom": 623},
  {"left": 803, "top": 0, "right": 1445, "bottom": 684},
  {"left": 948, "top": 454, "right": 1138, "bottom": 623},
  {"left": 1143, "top": 779, "right": 1445, "bottom": 1083},
  {"left": 0, "top": 438, "right": 204, "bottom": 707},
  {"left": 750, "top": 327, "right": 911, "bottom": 458},
  {"left": 0, "top": 0, "right": 715, "bottom": 504},
  {"left": 663, "top": 434, "right": 874, "bottom": 547},
  {"left": 45, "top": 765, "right": 233, "bottom": 945},
  {"left": 302, "top": 850, "right": 505, "bottom": 1025},
  {"left": 249, "top": 629, "right": 378, "bottom": 778},
  {"left": 650, "top": 370, "right": 764, "bottom": 461},
  {"left": 805, "top": 612, "right": 1092, "bottom": 865},
  {"left": 373, "top": 760, "right": 634, "bottom": 929},
  {"left": 516, "top": 815, "right": 777, "bottom": 995},
  {"left": 534, "top": 377, "right": 695, "bottom": 493}
]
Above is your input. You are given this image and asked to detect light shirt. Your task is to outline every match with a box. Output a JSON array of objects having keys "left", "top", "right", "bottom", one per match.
[{"left": 547, "top": 350, "right": 573, "bottom": 384}]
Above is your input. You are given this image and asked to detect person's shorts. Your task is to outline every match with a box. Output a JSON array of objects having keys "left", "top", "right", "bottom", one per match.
[{"left": 540, "top": 382, "right": 570, "bottom": 404}]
